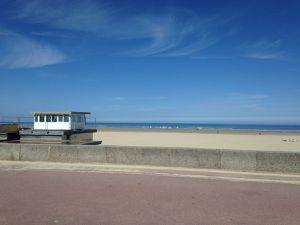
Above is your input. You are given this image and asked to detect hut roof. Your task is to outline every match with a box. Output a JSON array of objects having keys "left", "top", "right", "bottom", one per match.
[{"left": 32, "top": 112, "right": 90, "bottom": 115}]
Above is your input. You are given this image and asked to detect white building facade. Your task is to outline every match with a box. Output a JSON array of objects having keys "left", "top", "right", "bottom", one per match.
[{"left": 33, "top": 112, "right": 90, "bottom": 130}]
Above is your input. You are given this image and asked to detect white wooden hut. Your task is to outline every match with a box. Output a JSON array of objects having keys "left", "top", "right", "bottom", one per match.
[{"left": 32, "top": 112, "right": 90, "bottom": 130}]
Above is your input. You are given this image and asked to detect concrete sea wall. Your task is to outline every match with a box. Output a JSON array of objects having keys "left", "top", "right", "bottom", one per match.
[{"left": 0, "top": 143, "right": 299, "bottom": 173}]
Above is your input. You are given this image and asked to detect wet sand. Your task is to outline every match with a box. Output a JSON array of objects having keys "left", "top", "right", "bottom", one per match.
[{"left": 93, "top": 126, "right": 300, "bottom": 151}]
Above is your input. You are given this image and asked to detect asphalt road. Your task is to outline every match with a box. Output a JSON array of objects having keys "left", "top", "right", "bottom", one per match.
[{"left": 0, "top": 162, "right": 299, "bottom": 225}]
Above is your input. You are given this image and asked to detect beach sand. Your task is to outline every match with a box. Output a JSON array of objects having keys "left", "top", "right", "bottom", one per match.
[{"left": 93, "top": 127, "right": 300, "bottom": 152}]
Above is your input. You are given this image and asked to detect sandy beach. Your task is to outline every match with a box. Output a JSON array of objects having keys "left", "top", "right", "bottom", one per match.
[{"left": 93, "top": 127, "right": 300, "bottom": 152}]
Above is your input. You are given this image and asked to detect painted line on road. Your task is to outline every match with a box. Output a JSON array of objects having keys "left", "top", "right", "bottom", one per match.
[{"left": 0, "top": 160, "right": 299, "bottom": 185}]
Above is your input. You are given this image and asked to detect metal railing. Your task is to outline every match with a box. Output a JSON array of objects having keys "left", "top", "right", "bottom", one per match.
[
  {"left": 0, "top": 116, "right": 33, "bottom": 129},
  {"left": 86, "top": 117, "right": 97, "bottom": 130}
]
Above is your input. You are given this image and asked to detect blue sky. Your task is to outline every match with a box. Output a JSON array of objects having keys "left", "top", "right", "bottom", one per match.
[{"left": 0, "top": 0, "right": 300, "bottom": 123}]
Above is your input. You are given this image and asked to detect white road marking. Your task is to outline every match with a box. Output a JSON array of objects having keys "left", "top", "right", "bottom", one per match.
[{"left": 0, "top": 160, "right": 299, "bottom": 185}]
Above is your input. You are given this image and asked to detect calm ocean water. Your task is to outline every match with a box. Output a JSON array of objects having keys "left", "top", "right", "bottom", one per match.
[
  {"left": 2, "top": 118, "right": 300, "bottom": 131},
  {"left": 92, "top": 122, "right": 300, "bottom": 131}
]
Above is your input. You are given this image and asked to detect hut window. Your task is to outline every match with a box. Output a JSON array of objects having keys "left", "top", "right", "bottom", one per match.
[
  {"left": 40, "top": 115, "right": 45, "bottom": 122},
  {"left": 64, "top": 115, "right": 69, "bottom": 122},
  {"left": 46, "top": 115, "right": 51, "bottom": 122},
  {"left": 52, "top": 115, "right": 57, "bottom": 122},
  {"left": 58, "top": 115, "right": 63, "bottom": 122},
  {"left": 35, "top": 115, "right": 39, "bottom": 122}
]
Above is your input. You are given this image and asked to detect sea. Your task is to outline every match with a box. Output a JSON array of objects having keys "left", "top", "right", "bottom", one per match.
[
  {"left": 2, "top": 117, "right": 300, "bottom": 131},
  {"left": 91, "top": 122, "right": 300, "bottom": 131}
]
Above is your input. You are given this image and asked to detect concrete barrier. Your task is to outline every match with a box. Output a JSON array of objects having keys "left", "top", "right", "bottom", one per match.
[
  {"left": 256, "top": 152, "right": 300, "bottom": 173},
  {"left": 0, "top": 143, "right": 20, "bottom": 161},
  {"left": 221, "top": 151, "right": 257, "bottom": 171},
  {"left": 77, "top": 145, "right": 106, "bottom": 163},
  {"left": 48, "top": 145, "right": 78, "bottom": 162},
  {"left": 0, "top": 143, "right": 299, "bottom": 173},
  {"left": 135, "top": 147, "right": 171, "bottom": 166},
  {"left": 20, "top": 144, "right": 49, "bottom": 161}
]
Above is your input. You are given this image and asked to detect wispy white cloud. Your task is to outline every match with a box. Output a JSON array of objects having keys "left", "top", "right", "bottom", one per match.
[
  {"left": 11, "top": 1, "right": 231, "bottom": 57},
  {"left": 192, "top": 55, "right": 233, "bottom": 60},
  {"left": 246, "top": 52, "right": 284, "bottom": 60},
  {"left": 108, "top": 96, "right": 168, "bottom": 101},
  {"left": 33, "top": 71, "right": 69, "bottom": 79},
  {"left": 0, "top": 28, "right": 17, "bottom": 36},
  {"left": 118, "top": 14, "right": 183, "bottom": 56},
  {"left": 13, "top": 0, "right": 112, "bottom": 33},
  {"left": 13, "top": 0, "right": 115, "bottom": 34},
  {"left": 0, "top": 34, "right": 66, "bottom": 69},
  {"left": 118, "top": 12, "right": 221, "bottom": 57},
  {"left": 244, "top": 40, "right": 285, "bottom": 60},
  {"left": 269, "top": 39, "right": 281, "bottom": 47},
  {"left": 30, "top": 31, "right": 75, "bottom": 38},
  {"left": 139, "top": 96, "right": 168, "bottom": 101},
  {"left": 157, "top": 34, "right": 218, "bottom": 57},
  {"left": 109, "top": 97, "right": 127, "bottom": 101},
  {"left": 229, "top": 93, "right": 269, "bottom": 100}
]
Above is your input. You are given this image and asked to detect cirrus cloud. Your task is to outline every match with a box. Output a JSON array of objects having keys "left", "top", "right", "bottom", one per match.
[
  {"left": 0, "top": 33, "right": 66, "bottom": 69},
  {"left": 11, "top": 0, "right": 232, "bottom": 57}
]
